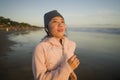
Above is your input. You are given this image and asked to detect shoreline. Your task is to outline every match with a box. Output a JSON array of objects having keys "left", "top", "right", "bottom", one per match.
[
  {"left": 0, "top": 31, "right": 16, "bottom": 80},
  {"left": 0, "top": 31, "right": 34, "bottom": 80},
  {"left": 1, "top": 30, "right": 120, "bottom": 80},
  {"left": 0, "top": 31, "right": 16, "bottom": 56}
]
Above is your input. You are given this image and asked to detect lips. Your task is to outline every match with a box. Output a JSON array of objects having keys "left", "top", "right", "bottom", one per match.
[{"left": 57, "top": 29, "right": 64, "bottom": 32}]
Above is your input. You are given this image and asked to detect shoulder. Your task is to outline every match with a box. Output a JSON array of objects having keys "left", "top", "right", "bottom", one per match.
[
  {"left": 35, "top": 37, "right": 52, "bottom": 50},
  {"left": 35, "top": 39, "right": 48, "bottom": 50},
  {"left": 34, "top": 40, "right": 49, "bottom": 57}
]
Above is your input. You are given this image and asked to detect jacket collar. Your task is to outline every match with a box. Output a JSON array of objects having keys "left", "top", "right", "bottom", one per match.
[{"left": 44, "top": 36, "right": 67, "bottom": 47}]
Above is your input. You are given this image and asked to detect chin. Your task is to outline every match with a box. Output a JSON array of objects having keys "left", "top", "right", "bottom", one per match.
[
  {"left": 58, "top": 35, "right": 64, "bottom": 39},
  {"left": 55, "top": 35, "right": 64, "bottom": 39}
]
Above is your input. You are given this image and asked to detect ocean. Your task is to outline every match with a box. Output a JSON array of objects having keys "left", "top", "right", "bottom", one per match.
[{"left": 6, "top": 27, "right": 120, "bottom": 80}]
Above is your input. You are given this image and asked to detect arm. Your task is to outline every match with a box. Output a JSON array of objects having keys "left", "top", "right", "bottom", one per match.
[
  {"left": 32, "top": 44, "right": 73, "bottom": 80},
  {"left": 68, "top": 55, "right": 80, "bottom": 80}
]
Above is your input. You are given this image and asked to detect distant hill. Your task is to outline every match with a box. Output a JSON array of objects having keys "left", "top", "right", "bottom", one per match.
[{"left": 0, "top": 16, "right": 43, "bottom": 31}]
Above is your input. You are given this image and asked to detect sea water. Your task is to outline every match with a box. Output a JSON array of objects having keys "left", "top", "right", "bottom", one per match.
[{"left": 7, "top": 27, "right": 120, "bottom": 80}]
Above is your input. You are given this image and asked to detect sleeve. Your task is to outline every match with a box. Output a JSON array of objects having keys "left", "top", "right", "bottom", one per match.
[
  {"left": 64, "top": 40, "right": 76, "bottom": 60},
  {"left": 32, "top": 43, "right": 73, "bottom": 80}
]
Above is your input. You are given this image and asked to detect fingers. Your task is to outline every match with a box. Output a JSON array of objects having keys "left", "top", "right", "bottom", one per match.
[
  {"left": 68, "top": 55, "right": 80, "bottom": 70},
  {"left": 74, "top": 59, "right": 80, "bottom": 69},
  {"left": 70, "top": 55, "right": 76, "bottom": 61},
  {"left": 70, "top": 55, "right": 80, "bottom": 64},
  {"left": 72, "top": 58, "right": 80, "bottom": 69}
]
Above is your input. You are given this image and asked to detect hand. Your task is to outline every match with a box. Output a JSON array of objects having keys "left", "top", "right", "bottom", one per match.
[
  {"left": 67, "top": 55, "right": 80, "bottom": 70},
  {"left": 70, "top": 72, "right": 77, "bottom": 80}
]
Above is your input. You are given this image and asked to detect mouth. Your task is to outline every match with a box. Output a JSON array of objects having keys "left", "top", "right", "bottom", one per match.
[{"left": 57, "top": 29, "right": 64, "bottom": 32}]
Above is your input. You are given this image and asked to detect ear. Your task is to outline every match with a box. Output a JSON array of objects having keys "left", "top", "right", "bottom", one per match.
[
  {"left": 44, "top": 27, "right": 50, "bottom": 36},
  {"left": 45, "top": 27, "right": 48, "bottom": 32}
]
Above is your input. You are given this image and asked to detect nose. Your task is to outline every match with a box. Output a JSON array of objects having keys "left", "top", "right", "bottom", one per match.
[{"left": 58, "top": 22, "right": 65, "bottom": 27}]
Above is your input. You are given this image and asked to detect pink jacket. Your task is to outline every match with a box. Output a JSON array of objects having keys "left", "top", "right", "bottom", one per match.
[{"left": 32, "top": 37, "right": 76, "bottom": 80}]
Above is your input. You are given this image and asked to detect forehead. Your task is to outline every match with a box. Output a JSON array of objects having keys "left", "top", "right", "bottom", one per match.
[{"left": 51, "top": 16, "right": 64, "bottom": 20}]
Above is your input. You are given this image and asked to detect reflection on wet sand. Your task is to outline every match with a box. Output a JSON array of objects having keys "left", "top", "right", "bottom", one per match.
[
  {"left": 0, "top": 28, "right": 120, "bottom": 80},
  {"left": 0, "top": 30, "right": 42, "bottom": 80}
]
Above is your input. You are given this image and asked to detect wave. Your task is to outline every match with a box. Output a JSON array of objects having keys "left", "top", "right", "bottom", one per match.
[{"left": 68, "top": 27, "right": 120, "bottom": 35}]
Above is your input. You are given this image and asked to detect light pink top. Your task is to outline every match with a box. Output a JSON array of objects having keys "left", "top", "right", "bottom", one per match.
[{"left": 32, "top": 37, "right": 76, "bottom": 80}]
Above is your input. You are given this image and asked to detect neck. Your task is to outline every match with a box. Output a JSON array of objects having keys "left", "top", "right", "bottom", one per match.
[
  {"left": 55, "top": 37, "right": 62, "bottom": 42},
  {"left": 53, "top": 37, "right": 63, "bottom": 45},
  {"left": 59, "top": 39, "right": 63, "bottom": 45}
]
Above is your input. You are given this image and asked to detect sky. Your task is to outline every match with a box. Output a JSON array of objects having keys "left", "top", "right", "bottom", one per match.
[{"left": 0, "top": 0, "right": 120, "bottom": 28}]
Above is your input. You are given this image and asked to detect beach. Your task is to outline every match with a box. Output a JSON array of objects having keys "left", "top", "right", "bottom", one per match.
[
  {"left": 0, "top": 31, "right": 14, "bottom": 80},
  {"left": 0, "top": 31, "right": 34, "bottom": 80},
  {"left": 0, "top": 28, "right": 120, "bottom": 80},
  {"left": 0, "top": 31, "right": 15, "bottom": 55}
]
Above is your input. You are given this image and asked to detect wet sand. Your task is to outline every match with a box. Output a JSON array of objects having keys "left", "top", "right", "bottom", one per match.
[
  {"left": 0, "top": 31, "right": 15, "bottom": 56},
  {"left": 0, "top": 31, "right": 34, "bottom": 80},
  {"left": 1, "top": 30, "right": 120, "bottom": 80}
]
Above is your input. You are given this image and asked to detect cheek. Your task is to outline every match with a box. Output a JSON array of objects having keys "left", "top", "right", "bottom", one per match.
[
  {"left": 51, "top": 29, "right": 57, "bottom": 34},
  {"left": 48, "top": 24, "right": 66, "bottom": 35},
  {"left": 49, "top": 26, "right": 57, "bottom": 34}
]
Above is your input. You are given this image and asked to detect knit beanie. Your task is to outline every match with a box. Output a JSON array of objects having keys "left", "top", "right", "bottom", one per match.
[{"left": 44, "top": 10, "right": 64, "bottom": 28}]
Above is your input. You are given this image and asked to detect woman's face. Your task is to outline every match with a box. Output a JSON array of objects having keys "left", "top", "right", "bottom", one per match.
[{"left": 48, "top": 16, "right": 66, "bottom": 39}]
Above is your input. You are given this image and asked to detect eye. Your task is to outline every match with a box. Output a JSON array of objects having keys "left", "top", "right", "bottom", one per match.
[
  {"left": 61, "top": 21, "right": 65, "bottom": 23},
  {"left": 52, "top": 21, "right": 58, "bottom": 23}
]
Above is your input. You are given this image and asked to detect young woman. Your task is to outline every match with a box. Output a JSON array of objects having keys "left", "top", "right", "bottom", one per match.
[{"left": 32, "top": 10, "right": 80, "bottom": 80}]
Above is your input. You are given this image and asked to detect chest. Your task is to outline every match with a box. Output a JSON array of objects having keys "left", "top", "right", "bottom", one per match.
[{"left": 45, "top": 46, "right": 64, "bottom": 70}]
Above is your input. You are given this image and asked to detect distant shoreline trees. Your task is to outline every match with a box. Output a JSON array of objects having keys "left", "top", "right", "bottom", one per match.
[{"left": 0, "top": 16, "right": 43, "bottom": 31}]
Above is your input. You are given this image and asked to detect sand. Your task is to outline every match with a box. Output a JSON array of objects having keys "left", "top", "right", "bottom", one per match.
[{"left": 0, "top": 31, "right": 33, "bottom": 80}]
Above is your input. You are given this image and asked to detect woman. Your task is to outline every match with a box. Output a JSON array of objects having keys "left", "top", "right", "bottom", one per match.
[{"left": 32, "top": 10, "right": 80, "bottom": 80}]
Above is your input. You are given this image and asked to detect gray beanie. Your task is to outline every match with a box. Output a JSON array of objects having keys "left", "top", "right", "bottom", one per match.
[{"left": 44, "top": 10, "right": 64, "bottom": 28}]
